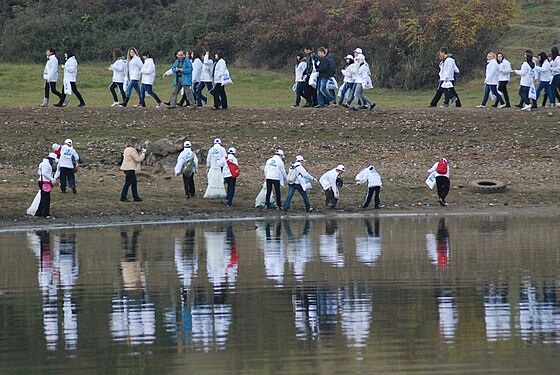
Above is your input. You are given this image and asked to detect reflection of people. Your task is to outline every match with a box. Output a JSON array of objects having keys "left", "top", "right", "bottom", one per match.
[
  {"left": 437, "top": 290, "right": 458, "bottom": 343},
  {"left": 484, "top": 285, "right": 511, "bottom": 342},
  {"left": 355, "top": 218, "right": 381, "bottom": 266},
  {"left": 263, "top": 221, "right": 285, "bottom": 286},
  {"left": 320, "top": 220, "right": 344, "bottom": 267},
  {"left": 426, "top": 217, "right": 450, "bottom": 270},
  {"left": 284, "top": 219, "right": 312, "bottom": 280}
]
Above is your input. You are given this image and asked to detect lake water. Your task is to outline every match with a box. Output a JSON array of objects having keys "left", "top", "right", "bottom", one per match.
[{"left": 0, "top": 214, "right": 559, "bottom": 374}]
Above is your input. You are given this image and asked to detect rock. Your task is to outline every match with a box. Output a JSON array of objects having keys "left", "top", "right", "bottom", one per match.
[
  {"left": 98, "top": 178, "right": 104, "bottom": 183},
  {"left": 153, "top": 162, "right": 167, "bottom": 175}
]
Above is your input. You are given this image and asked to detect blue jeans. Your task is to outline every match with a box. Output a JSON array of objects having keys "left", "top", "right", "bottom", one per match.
[
  {"left": 536, "top": 81, "right": 554, "bottom": 105},
  {"left": 338, "top": 82, "right": 355, "bottom": 105},
  {"left": 140, "top": 84, "right": 162, "bottom": 106},
  {"left": 519, "top": 86, "right": 530, "bottom": 105},
  {"left": 481, "top": 84, "right": 504, "bottom": 106},
  {"left": 283, "top": 184, "right": 311, "bottom": 211},
  {"left": 317, "top": 77, "right": 335, "bottom": 106},
  {"left": 196, "top": 81, "right": 212, "bottom": 106},
  {"left": 122, "top": 80, "right": 141, "bottom": 106}
]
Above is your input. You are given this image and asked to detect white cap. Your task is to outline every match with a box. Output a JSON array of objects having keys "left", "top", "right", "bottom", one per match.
[
  {"left": 52, "top": 143, "right": 61, "bottom": 151},
  {"left": 64, "top": 138, "right": 72, "bottom": 146},
  {"left": 184, "top": 140, "right": 191, "bottom": 148},
  {"left": 228, "top": 147, "right": 236, "bottom": 154},
  {"left": 295, "top": 155, "right": 305, "bottom": 162},
  {"left": 336, "top": 164, "right": 345, "bottom": 171},
  {"left": 276, "top": 149, "right": 284, "bottom": 156},
  {"left": 214, "top": 138, "right": 221, "bottom": 144},
  {"left": 354, "top": 48, "right": 363, "bottom": 54},
  {"left": 47, "top": 152, "right": 58, "bottom": 160},
  {"left": 356, "top": 53, "right": 365, "bottom": 61},
  {"left": 345, "top": 54, "right": 354, "bottom": 60}
]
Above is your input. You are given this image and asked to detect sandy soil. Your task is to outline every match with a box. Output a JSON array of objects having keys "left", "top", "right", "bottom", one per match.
[{"left": 1, "top": 105, "right": 559, "bottom": 230}]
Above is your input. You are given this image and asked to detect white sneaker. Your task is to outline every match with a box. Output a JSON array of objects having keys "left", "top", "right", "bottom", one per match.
[
  {"left": 476, "top": 104, "right": 485, "bottom": 108},
  {"left": 556, "top": 103, "right": 560, "bottom": 107},
  {"left": 62, "top": 98, "right": 69, "bottom": 107},
  {"left": 111, "top": 102, "right": 120, "bottom": 107},
  {"left": 521, "top": 104, "right": 531, "bottom": 111},
  {"left": 498, "top": 103, "right": 507, "bottom": 108}
]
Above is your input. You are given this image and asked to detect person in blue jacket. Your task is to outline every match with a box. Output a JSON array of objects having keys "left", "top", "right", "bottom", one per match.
[{"left": 167, "top": 50, "right": 195, "bottom": 109}]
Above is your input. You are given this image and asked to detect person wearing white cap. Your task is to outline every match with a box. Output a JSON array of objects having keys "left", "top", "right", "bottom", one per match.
[
  {"left": 339, "top": 55, "right": 356, "bottom": 107},
  {"left": 223, "top": 147, "right": 239, "bottom": 207},
  {"left": 351, "top": 54, "right": 376, "bottom": 111},
  {"left": 428, "top": 158, "right": 450, "bottom": 206},
  {"left": 34, "top": 153, "right": 57, "bottom": 217},
  {"left": 174, "top": 140, "right": 199, "bottom": 198},
  {"left": 319, "top": 164, "right": 345, "bottom": 208},
  {"left": 54, "top": 138, "right": 80, "bottom": 194},
  {"left": 204, "top": 138, "right": 227, "bottom": 199},
  {"left": 264, "top": 149, "right": 287, "bottom": 209},
  {"left": 353, "top": 48, "right": 363, "bottom": 58},
  {"left": 283, "top": 155, "right": 315, "bottom": 212},
  {"left": 355, "top": 165, "right": 382, "bottom": 209}
]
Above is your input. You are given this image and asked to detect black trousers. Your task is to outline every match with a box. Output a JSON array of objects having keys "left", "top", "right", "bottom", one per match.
[
  {"left": 58, "top": 82, "right": 85, "bottom": 105},
  {"left": 430, "top": 80, "right": 461, "bottom": 107},
  {"left": 36, "top": 183, "right": 51, "bottom": 217},
  {"left": 109, "top": 82, "right": 126, "bottom": 102},
  {"left": 212, "top": 83, "right": 228, "bottom": 109},
  {"left": 494, "top": 81, "right": 510, "bottom": 106},
  {"left": 182, "top": 173, "right": 196, "bottom": 197},
  {"left": 435, "top": 176, "right": 450, "bottom": 200},
  {"left": 44, "top": 81, "right": 63, "bottom": 100},
  {"left": 265, "top": 179, "right": 281, "bottom": 208},
  {"left": 304, "top": 82, "right": 317, "bottom": 106},
  {"left": 363, "top": 186, "right": 381, "bottom": 208},
  {"left": 325, "top": 187, "right": 338, "bottom": 208},
  {"left": 224, "top": 176, "right": 236, "bottom": 206},
  {"left": 121, "top": 170, "right": 140, "bottom": 200}
]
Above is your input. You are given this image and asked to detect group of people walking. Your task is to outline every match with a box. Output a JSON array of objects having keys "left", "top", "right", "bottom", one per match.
[
  {"left": 292, "top": 47, "right": 376, "bottom": 111},
  {"left": 40, "top": 46, "right": 230, "bottom": 110}
]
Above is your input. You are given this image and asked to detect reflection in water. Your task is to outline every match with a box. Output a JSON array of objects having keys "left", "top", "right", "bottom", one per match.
[
  {"left": 258, "top": 221, "right": 286, "bottom": 286},
  {"left": 320, "top": 220, "right": 344, "bottom": 267},
  {"left": 484, "top": 285, "right": 511, "bottom": 341},
  {"left": 28, "top": 231, "right": 79, "bottom": 351},
  {"left": 518, "top": 279, "right": 560, "bottom": 343},
  {"left": 426, "top": 218, "right": 450, "bottom": 270},
  {"left": 110, "top": 230, "right": 156, "bottom": 345},
  {"left": 355, "top": 218, "right": 381, "bottom": 266},
  {"left": 340, "top": 285, "right": 372, "bottom": 349},
  {"left": 284, "top": 220, "right": 313, "bottom": 281},
  {"left": 438, "top": 291, "right": 458, "bottom": 343}
]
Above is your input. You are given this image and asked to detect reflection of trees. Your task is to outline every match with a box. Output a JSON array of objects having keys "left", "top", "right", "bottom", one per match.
[
  {"left": 320, "top": 220, "right": 344, "bottom": 267},
  {"left": 28, "top": 231, "right": 79, "bottom": 351},
  {"left": 355, "top": 218, "right": 381, "bottom": 267},
  {"left": 110, "top": 230, "right": 156, "bottom": 345}
]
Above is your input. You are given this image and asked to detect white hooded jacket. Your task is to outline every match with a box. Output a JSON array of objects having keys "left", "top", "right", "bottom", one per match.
[
  {"left": 192, "top": 58, "right": 203, "bottom": 82},
  {"left": 43, "top": 55, "right": 59, "bottom": 82},
  {"left": 484, "top": 59, "right": 500, "bottom": 85},
  {"left": 498, "top": 58, "right": 512, "bottom": 81},
  {"left": 223, "top": 154, "right": 238, "bottom": 178},
  {"left": 319, "top": 169, "right": 341, "bottom": 198},
  {"left": 355, "top": 166, "right": 382, "bottom": 187},
  {"left": 206, "top": 144, "right": 227, "bottom": 168},
  {"left": 288, "top": 162, "right": 314, "bottom": 191},
  {"left": 264, "top": 155, "right": 287, "bottom": 185},
  {"left": 140, "top": 58, "right": 156, "bottom": 85},
  {"left": 110, "top": 57, "right": 127, "bottom": 83},
  {"left": 63, "top": 56, "right": 78, "bottom": 83},
  {"left": 174, "top": 148, "right": 199, "bottom": 176},
  {"left": 201, "top": 53, "right": 214, "bottom": 82},
  {"left": 127, "top": 55, "right": 143, "bottom": 81}
]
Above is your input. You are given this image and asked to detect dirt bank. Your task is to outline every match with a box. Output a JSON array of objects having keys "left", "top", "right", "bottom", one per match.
[{"left": 1, "top": 106, "right": 559, "bottom": 229}]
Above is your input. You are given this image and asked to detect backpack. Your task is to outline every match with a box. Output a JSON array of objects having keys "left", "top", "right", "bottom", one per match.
[
  {"left": 181, "top": 156, "right": 195, "bottom": 176},
  {"left": 286, "top": 166, "right": 298, "bottom": 184},
  {"left": 435, "top": 160, "right": 448, "bottom": 174}
]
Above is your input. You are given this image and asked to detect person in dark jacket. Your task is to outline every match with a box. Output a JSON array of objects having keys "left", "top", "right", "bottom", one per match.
[
  {"left": 303, "top": 46, "right": 317, "bottom": 107},
  {"left": 315, "top": 47, "right": 335, "bottom": 108}
]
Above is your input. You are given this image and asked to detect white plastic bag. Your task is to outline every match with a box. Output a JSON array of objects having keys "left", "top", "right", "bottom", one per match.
[
  {"left": 425, "top": 172, "right": 436, "bottom": 190},
  {"left": 308, "top": 71, "right": 318, "bottom": 88},
  {"left": 27, "top": 190, "right": 41, "bottom": 216},
  {"left": 63, "top": 80, "right": 72, "bottom": 95},
  {"left": 292, "top": 82, "right": 297, "bottom": 92},
  {"left": 326, "top": 77, "right": 338, "bottom": 90},
  {"left": 363, "top": 77, "right": 374, "bottom": 90},
  {"left": 441, "top": 81, "right": 453, "bottom": 89},
  {"left": 222, "top": 69, "right": 233, "bottom": 86},
  {"left": 255, "top": 182, "right": 276, "bottom": 208},
  {"left": 204, "top": 164, "right": 226, "bottom": 198}
]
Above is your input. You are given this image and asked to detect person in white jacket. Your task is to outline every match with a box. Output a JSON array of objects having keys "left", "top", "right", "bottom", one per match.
[
  {"left": 351, "top": 54, "right": 376, "bottom": 111},
  {"left": 174, "top": 140, "right": 199, "bottom": 198},
  {"left": 195, "top": 51, "right": 213, "bottom": 106},
  {"left": 477, "top": 52, "right": 505, "bottom": 108},
  {"left": 35, "top": 153, "right": 57, "bottom": 217},
  {"left": 550, "top": 47, "right": 560, "bottom": 107},
  {"left": 513, "top": 50, "right": 536, "bottom": 111},
  {"left": 188, "top": 51, "right": 203, "bottom": 106},
  {"left": 339, "top": 55, "right": 356, "bottom": 107},
  {"left": 109, "top": 48, "right": 127, "bottom": 106},
  {"left": 204, "top": 138, "right": 227, "bottom": 199},
  {"left": 120, "top": 47, "right": 143, "bottom": 107},
  {"left": 54, "top": 139, "right": 80, "bottom": 194},
  {"left": 356, "top": 165, "right": 382, "bottom": 209},
  {"left": 206, "top": 138, "right": 227, "bottom": 169},
  {"left": 494, "top": 52, "right": 512, "bottom": 107},
  {"left": 136, "top": 51, "right": 163, "bottom": 108},
  {"left": 283, "top": 155, "right": 315, "bottom": 212},
  {"left": 535, "top": 51, "right": 554, "bottom": 108},
  {"left": 292, "top": 52, "right": 310, "bottom": 107},
  {"left": 429, "top": 47, "right": 462, "bottom": 108},
  {"left": 40, "top": 47, "right": 63, "bottom": 107},
  {"left": 428, "top": 158, "right": 450, "bottom": 206},
  {"left": 319, "top": 164, "right": 345, "bottom": 208},
  {"left": 55, "top": 49, "right": 85, "bottom": 107},
  {"left": 212, "top": 50, "right": 228, "bottom": 109},
  {"left": 264, "top": 149, "right": 287, "bottom": 209},
  {"left": 223, "top": 147, "right": 239, "bottom": 207}
]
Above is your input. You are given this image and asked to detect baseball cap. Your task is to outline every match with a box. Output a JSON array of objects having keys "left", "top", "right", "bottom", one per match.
[
  {"left": 354, "top": 48, "right": 363, "bottom": 54},
  {"left": 214, "top": 138, "right": 222, "bottom": 144},
  {"left": 345, "top": 55, "right": 354, "bottom": 60},
  {"left": 295, "top": 155, "right": 305, "bottom": 162},
  {"left": 64, "top": 138, "right": 72, "bottom": 146},
  {"left": 336, "top": 164, "right": 345, "bottom": 171},
  {"left": 276, "top": 149, "right": 284, "bottom": 156},
  {"left": 228, "top": 147, "right": 236, "bottom": 154},
  {"left": 47, "top": 152, "right": 58, "bottom": 160},
  {"left": 184, "top": 141, "right": 191, "bottom": 148}
]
